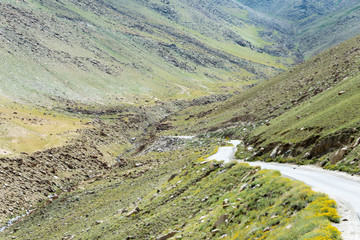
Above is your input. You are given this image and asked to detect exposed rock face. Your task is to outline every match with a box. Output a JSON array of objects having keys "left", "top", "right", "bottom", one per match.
[{"left": 309, "top": 133, "right": 350, "bottom": 157}]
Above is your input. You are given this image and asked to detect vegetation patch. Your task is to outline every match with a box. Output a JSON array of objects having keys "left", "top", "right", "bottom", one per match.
[{"left": 2, "top": 140, "right": 341, "bottom": 240}]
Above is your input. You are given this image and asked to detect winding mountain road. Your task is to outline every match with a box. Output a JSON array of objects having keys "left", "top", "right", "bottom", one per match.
[{"left": 207, "top": 140, "right": 360, "bottom": 240}]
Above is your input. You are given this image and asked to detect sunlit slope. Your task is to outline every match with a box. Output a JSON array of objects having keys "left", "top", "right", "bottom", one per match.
[
  {"left": 0, "top": 96, "right": 88, "bottom": 156},
  {"left": 163, "top": 34, "right": 360, "bottom": 143},
  {"left": 160, "top": 33, "right": 360, "bottom": 173},
  {"left": 0, "top": 0, "right": 293, "bottom": 105},
  {"left": 1, "top": 141, "right": 341, "bottom": 240}
]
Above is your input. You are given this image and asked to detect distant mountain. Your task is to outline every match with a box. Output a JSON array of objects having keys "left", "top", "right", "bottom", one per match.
[
  {"left": 237, "top": 0, "right": 360, "bottom": 58},
  {"left": 237, "top": 0, "right": 341, "bottom": 21}
]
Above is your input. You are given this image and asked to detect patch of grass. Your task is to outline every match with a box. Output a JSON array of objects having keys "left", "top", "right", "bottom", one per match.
[
  {"left": 0, "top": 96, "right": 89, "bottom": 156},
  {"left": 251, "top": 73, "right": 360, "bottom": 146},
  {"left": 2, "top": 140, "right": 341, "bottom": 240}
]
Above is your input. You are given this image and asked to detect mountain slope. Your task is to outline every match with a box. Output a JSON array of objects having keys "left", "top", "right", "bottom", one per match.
[
  {"left": 2, "top": 1, "right": 360, "bottom": 239},
  {"left": 237, "top": 0, "right": 342, "bottom": 21},
  {"left": 161, "top": 33, "right": 360, "bottom": 174},
  {"left": 0, "top": 0, "right": 294, "bottom": 105},
  {"left": 3, "top": 0, "right": 360, "bottom": 106},
  {"left": 0, "top": 96, "right": 88, "bottom": 156},
  {"left": 237, "top": 0, "right": 360, "bottom": 58}
]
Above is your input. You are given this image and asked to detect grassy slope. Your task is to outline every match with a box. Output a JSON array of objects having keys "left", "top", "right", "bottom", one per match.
[
  {"left": 237, "top": 0, "right": 341, "bottom": 21},
  {"left": 246, "top": 37, "right": 360, "bottom": 173},
  {"left": 160, "top": 34, "right": 360, "bottom": 173},
  {"left": 1, "top": 140, "right": 341, "bottom": 240},
  {"left": 295, "top": 2, "right": 360, "bottom": 58},
  {"left": 0, "top": 0, "right": 292, "bottom": 105},
  {"left": 0, "top": 96, "right": 89, "bottom": 156},
  {"left": 251, "top": 74, "right": 360, "bottom": 145}
]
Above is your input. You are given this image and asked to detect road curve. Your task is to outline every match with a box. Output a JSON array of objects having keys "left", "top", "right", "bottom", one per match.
[
  {"left": 206, "top": 140, "right": 241, "bottom": 162},
  {"left": 207, "top": 140, "right": 360, "bottom": 239}
]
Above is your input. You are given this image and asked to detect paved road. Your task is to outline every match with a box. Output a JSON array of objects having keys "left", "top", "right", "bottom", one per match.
[
  {"left": 206, "top": 140, "right": 241, "bottom": 162},
  {"left": 207, "top": 140, "right": 360, "bottom": 239},
  {"left": 246, "top": 161, "right": 360, "bottom": 217}
]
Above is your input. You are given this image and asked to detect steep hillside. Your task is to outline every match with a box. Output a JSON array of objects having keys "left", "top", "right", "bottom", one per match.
[
  {"left": 0, "top": 0, "right": 294, "bottom": 105},
  {"left": 246, "top": 38, "right": 360, "bottom": 174},
  {"left": 161, "top": 34, "right": 360, "bottom": 174},
  {"left": 237, "top": 0, "right": 360, "bottom": 58},
  {"left": 237, "top": 0, "right": 342, "bottom": 21},
  {"left": 295, "top": 1, "right": 360, "bottom": 57},
  {"left": 3, "top": 0, "right": 360, "bottom": 105}
]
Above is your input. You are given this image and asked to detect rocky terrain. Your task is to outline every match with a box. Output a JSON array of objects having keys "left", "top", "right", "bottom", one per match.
[
  {"left": 0, "top": 94, "right": 230, "bottom": 224},
  {"left": 2, "top": 0, "right": 360, "bottom": 239},
  {"left": 0, "top": 137, "right": 341, "bottom": 239}
]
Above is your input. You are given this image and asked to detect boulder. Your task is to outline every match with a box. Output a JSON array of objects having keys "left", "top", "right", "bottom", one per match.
[
  {"left": 303, "top": 152, "right": 311, "bottom": 159},
  {"left": 156, "top": 231, "right": 179, "bottom": 240},
  {"left": 351, "top": 137, "right": 360, "bottom": 148},
  {"left": 270, "top": 146, "right": 280, "bottom": 159},
  {"left": 214, "top": 214, "right": 230, "bottom": 228},
  {"left": 329, "top": 147, "right": 348, "bottom": 164},
  {"left": 320, "top": 159, "right": 329, "bottom": 167},
  {"left": 125, "top": 207, "right": 140, "bottom": 217},
  {"left": 209, "top": 161, "right": 218, "bottom": 170},
  {"left": 239, "top": 183, "right": 248, "bottom": 192}
]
